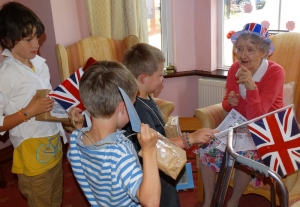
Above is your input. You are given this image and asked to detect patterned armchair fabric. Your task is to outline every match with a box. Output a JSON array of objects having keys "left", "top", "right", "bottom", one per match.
[
  {"left": 194, "top": 32, "right": 300, "bottom": 206},
  {"left": 55, "top": 35, "right": 174, "bottom": 117}
]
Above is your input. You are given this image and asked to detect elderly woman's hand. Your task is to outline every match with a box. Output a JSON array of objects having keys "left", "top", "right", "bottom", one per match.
[
  {"left": 236, "top": 65, "right": 258, "bottom": 90},
  {"left": 227, "top": 91, "right": 240, "bottom": 106}
]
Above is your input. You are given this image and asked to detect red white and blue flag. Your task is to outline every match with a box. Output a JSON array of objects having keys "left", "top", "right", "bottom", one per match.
[
  {"left": 49, "top": 68, "right": 85, "bottom": 111},
  {"left": 248, "top": 106, "right": 300, "bottom": 176},
  {"left": 49, "top": 68, "right": 91, "bottom": 127}
]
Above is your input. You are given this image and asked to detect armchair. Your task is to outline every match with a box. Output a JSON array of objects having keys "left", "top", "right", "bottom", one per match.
[
  {"left": 194, "top": 32, "right": 300, "bottom": 206},
  {"left": 55, "top": 35, "right": 174, "bottom": 118}
]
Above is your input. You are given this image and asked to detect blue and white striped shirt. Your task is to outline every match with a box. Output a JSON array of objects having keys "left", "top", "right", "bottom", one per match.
[{"left": 67, "top": 128, "right": 143, "bottom": 207}]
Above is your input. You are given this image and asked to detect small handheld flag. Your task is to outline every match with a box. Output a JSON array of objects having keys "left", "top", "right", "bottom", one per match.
[
  {"left": 248, "top": 106, "right": 300, "bottom": 176},
  {"left": 48, "top": 68, "right": 91, "bottom": 127}
]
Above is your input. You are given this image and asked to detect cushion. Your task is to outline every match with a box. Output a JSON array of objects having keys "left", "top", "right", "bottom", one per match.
[
  {"left": 83, "top": 57, "right": 97, "bottom": 71},
  {"left": 291, "top": 199, "right": 300, "bottom": 207},
  {"left": 283, "top": 82, "right": 295, "bottom": 106}
]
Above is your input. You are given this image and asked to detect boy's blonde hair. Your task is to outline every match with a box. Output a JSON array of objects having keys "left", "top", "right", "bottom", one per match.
[
  {"left": 79, "top": 61, "right": 138, "bottom": 118},
  {"left": 122, "top": 43, "right": 165, "bottom": 78}
]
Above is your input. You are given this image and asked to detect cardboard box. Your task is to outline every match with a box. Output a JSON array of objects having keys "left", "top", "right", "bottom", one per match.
[{"left": 35, "top": 89, "right": 70, "bottom": 123}]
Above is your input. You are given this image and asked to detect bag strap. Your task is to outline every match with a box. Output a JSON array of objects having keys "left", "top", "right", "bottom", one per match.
[{"left": 137, "top": 97, "right": 165, "bottom": 128}]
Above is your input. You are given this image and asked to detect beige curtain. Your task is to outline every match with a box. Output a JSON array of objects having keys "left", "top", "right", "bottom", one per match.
[{"left": 85, "top": 0, "right": 148, "bottom": 43}]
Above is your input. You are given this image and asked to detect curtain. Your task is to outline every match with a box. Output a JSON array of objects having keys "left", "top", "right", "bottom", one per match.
[{"left": 85, "top": 0, "right": 148, "bottom": 43}]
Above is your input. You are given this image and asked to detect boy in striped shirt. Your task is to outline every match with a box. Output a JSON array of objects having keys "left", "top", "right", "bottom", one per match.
[{"left": 67, "top": 61, "right": 161, "bottom": 207}]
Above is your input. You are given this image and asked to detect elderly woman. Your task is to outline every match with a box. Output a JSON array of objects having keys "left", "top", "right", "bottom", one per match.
[{"left": 198, "top": 23, "right": 285, "bottom": 207}]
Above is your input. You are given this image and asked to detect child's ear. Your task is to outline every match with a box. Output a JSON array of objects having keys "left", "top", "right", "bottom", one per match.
[
  {"left": 117, "top": 101, "right": 126, "bottom": 114},
  {"left": 1, "top": 38, "right": 11, "bottom": 49},
  {"left": 137, "top": 74, "right": 147, "bottom": 84}
]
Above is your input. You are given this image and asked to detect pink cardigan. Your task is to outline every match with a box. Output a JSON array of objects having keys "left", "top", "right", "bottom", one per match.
[{"left": 222, "top": 60, "right": 285, "bottom": 120}]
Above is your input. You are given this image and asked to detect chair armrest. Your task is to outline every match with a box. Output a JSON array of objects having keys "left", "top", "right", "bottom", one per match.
[
  {"left": 152, "top": 97, "right": 175, "bottom": 122},
  {"left": 194, "top": 103, "right": 228, "bottom": 129}
]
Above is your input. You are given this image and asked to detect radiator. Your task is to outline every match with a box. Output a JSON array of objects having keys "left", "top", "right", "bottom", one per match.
[{"left": 198, "top": 77, "right": 226, "bottom": 108}]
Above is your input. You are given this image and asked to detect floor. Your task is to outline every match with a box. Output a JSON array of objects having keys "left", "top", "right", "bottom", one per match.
[{"left": 0, "top": 146, "right": 275, "bottom": 207}]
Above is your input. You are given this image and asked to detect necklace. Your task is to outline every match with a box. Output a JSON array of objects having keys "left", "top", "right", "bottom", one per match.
[
  {"left": 79, "top": 130, "right": 136, "bottom": 146},
  {"left": 136, "top": 97, "right": 167, "bottom": 127}
]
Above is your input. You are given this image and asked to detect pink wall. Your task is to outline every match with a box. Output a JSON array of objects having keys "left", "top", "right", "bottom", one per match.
[
  {"left": 171, "top": 0, "right": 217, "bottom": 72},
  {"left": 156, "top": 0, "right": 218, "bottom": 116},
  {"left": 0, "top": 0, "right": 218, "bottom": 148},
  {"left": 195, "top": 0, "right": 218, "bottom": 71},
  {"left": 50, "top": 0, "right": 89, "bottom": 46},
  {"left": 154, "top": 0, "right": 199, "bottom": 116},
  {"left": 172, "top": 1, "right": 196, "bottom": 71},
  {"left": 154, "top": 76, "right": 200, "bottom": 116}
]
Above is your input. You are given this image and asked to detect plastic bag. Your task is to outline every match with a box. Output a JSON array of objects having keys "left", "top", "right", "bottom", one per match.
[
  {"left": 139, "top": 132, "right": 187, "bottom": 180},
  {"left": 164, "top": 116, "right": 181, "bottom": 138}
]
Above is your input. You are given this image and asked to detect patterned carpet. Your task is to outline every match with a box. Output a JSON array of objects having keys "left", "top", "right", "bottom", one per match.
[{"left": 0, "top": 147, "right": 273, "bottom": 207}]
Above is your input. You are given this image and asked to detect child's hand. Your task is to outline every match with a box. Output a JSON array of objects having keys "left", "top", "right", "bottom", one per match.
[
  {"left": 137, "top": 124, "right": 157, "bottom": 153},
  {"left": 23, "top": 94, "right": 54, "bottom": 118},
  {"left": 62, "top": 121, "right": 77, "bottom": 134},
  {"left": 189, "top": 128, "right": 219, "bottom": 145},
  {"left": 68, "top": 107, "right": 84, "bottom": 129},
  {"left": 227, "top": 91, "right": 240, "bottom": 107}
]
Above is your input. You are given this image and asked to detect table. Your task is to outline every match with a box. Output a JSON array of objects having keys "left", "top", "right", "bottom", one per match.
[{"left": 179, "top": 117, "right": 202, "bottom": 133}]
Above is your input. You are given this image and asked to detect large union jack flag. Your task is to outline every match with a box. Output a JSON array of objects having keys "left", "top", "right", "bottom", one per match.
[
  {"left": 248, "top": 106, "right": 300, "bottom": 176},
  {"left": 49, "top": 68, "right": 91, "bottom": 127}
]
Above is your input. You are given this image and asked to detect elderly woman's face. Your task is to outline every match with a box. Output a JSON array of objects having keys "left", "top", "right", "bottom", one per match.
[{"left": 235, "top": 37, "right": 266, "bottom": 71}]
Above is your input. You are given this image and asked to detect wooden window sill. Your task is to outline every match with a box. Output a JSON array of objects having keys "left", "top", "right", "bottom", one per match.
[{"left": 163, "top": 69, "right": 228, "bottom": 79}]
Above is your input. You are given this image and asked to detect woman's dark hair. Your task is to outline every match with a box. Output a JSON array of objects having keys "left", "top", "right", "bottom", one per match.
[{"left": 0, "top": 2, "right": 45, "bottom": 49}]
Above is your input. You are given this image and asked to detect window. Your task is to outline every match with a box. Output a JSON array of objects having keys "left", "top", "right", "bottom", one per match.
[
  {"left": 218, "top": 0, "right": 300, "bottom": 69},
  {"left": 146, "top": 0, "right": 161, "bottom": 48},
  {"left": 146, "top": 0, "right": 173, "bottom": 66}
]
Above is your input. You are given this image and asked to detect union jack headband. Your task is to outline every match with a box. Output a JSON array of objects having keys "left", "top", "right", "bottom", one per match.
[{"left": 230, "top": 23, "right": 274, "bottom": 55}]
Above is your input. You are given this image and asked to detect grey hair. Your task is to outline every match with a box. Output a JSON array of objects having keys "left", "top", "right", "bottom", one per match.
[{"left": 234, "top": 33, "right": 271, "bottom": 58}]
